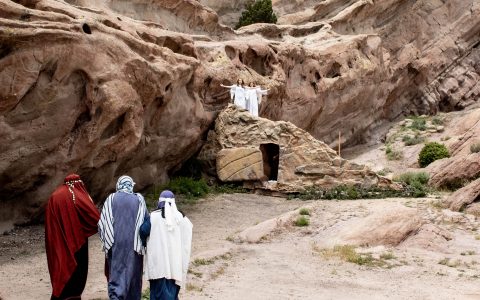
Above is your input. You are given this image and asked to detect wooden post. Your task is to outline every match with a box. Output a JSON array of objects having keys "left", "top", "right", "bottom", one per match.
[{"left": 338, "top": 131, "right": 341, "bottom": 157}]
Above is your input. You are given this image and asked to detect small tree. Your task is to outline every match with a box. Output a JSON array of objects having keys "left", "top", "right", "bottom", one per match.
[
  {"left": 418, "top": 142, "right": 450, "bottom": 167},
  {"left": 236, "top": 0, "right": 277, "bottom": 29}
]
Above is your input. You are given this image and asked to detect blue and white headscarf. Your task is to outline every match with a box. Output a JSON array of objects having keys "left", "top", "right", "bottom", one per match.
[
  {"left": 98, "top": 175, "right": 147, "bottom": 255},
  {"left": 116, "top": 175, "right": 135, "bottom": 194}
]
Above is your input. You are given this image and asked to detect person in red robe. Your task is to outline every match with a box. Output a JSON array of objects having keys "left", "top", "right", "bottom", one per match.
[{"left": 45, "top": 174, "right": 100, "bottom": 300}]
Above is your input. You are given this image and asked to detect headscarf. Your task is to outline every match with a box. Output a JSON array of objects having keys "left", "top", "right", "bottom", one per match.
[
  {"left": 158, "top": 190, "right": 182, "bottom": 231},
  {"left": 116, "top": 175, "right": 135, "bottom": 194},
  {"left": 98, "top": 175, "right": 147, "bottom": 255}
]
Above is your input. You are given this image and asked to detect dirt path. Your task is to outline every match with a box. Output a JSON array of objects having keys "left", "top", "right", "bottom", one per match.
[{"left": 1, "top": 194, "right": 480, "bottom": 300}]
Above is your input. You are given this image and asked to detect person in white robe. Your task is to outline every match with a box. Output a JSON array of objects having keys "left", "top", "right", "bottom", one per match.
[
  {"left": 256, "top": 85, "right": 269, "bottom": 110},
  {"left": 139, "top": 190, "right": 193, "bottom": 300},
  {"left": 245, "top": 82, "right": 269, "bottom": 117},
  {"left": 220, "top": 79, "right": 247, "bottom": 110}
]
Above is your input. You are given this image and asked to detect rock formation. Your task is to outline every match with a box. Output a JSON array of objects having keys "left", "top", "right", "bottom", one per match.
[
  {"left": 203, "top": 105, "right": 390, "bottom": 192},
  {"left": 427, "top": 108, "right": 480, "bottom": 188},
  {"left": 0, "top": 0, "right": 479, "bottom": 226},
  {"left": 442, "top": 178, "right": 480, "bottom": 213}
]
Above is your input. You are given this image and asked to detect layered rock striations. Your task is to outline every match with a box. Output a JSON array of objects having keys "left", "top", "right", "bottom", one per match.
[
  {"left": 0, "top": 0, "right": 479, "bottom": 225},
  {"left": 205, "top": 105, "right": 389, "bottom": 192}
]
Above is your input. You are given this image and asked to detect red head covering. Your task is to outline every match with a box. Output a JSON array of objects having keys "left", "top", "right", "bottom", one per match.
[{"left": 45, "top": 174, "right": 100, "bottom": 297}]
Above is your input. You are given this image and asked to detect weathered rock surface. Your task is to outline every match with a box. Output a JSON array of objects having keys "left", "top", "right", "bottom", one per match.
[
  {"left": 443, "top": 178, "right": 480, "bottom": 212},
  {"left": 0, "top": 0, "right": 479, "bottom": 226},
  {"left": 204, "top": 105, "right": 390, "bottom": 192},
  {"left": 427, "top": 108, "right": 480, "bottom": 188},
  {"left": 339, "top": 208, "right": 423, "bottom": 247},
  {"left": 236, "top": 209, "right": 299, "bottom": 243},
  {"left": 0, "top": 0, "right": 215, "bottom": 225},
  {"left": 216, "top": 148, "right": 264, "bottom": 182}
]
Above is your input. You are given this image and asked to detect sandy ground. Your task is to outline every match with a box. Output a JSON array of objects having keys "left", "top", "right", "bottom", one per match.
[{"left": 1, "top": 193, "right": 480, "bottom": 300}]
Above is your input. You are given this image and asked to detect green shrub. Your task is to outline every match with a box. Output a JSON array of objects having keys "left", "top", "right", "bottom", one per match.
[
  {"left": 294, "top": 216, "right": 309, "bottom": 226},
  {"left": 144, "top": 179, "right": 248, "bottom": 209},
  {"left": 393, "top": 172, "right": 430, "bottom": 197},
  {"left": 432, "top": 117, "right": 444, "bottom": 125},
  {"left": 236, "top": 0, "right": 277, "bottom": 29},
  {"left": 418, "top": 142, "right": 450, "bottom": 167},
  {"left": 409, "top": 118, "right": 427, "bottom": 131},
  {"left": 386, "top": 145, "right": 403, "bottom": 160},
  {"left": 470, "top": 142, "right": 480, "bottom": 153},
  {"left": 299, "top": 208, "right": 310, "bottom": 216},
  {"left": 165, "top": 177, "right": 210, "bottom": 200},
  {"left": 292, "top": 183, "right": 428, "bottom": 201},
  {"left": 210, "top": 183, "right": 247, "bottom": 194},
  {"left": 402, "top": 135, "right": 425, "bottom": 146},
  {"left": 393, "top": 172, "right": 430, "bottom": 185}
]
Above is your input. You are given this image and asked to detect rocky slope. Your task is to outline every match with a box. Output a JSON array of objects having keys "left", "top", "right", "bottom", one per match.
[{"left": 0, "top": 0, "right": 479, "bottom": 226}]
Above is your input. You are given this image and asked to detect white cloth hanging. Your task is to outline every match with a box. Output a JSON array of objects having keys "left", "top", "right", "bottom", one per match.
[{"left": 144, "top": 210, "right": 193, "bottom": 288}]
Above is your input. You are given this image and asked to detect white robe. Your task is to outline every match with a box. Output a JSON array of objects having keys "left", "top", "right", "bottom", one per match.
[
  {"left": 231, "top": 85, "right": 246, "bottom": 109},
  {"left": 246, "top": 88, "right": 259, "bottom": 117},
  {"left": 256, "top": 87, "right": 268, "bottom": 106},
  {"left": 144, "top": 210, "right": 193, "bottom": 288}
]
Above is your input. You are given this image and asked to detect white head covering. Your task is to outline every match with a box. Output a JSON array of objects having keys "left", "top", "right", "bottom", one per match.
[{"left": 158, "top": 190, "right": 182, "bottom": 231}]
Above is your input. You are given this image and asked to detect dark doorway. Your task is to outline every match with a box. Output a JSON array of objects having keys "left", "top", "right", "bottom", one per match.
[{"left": 260, "top": 143, "right": 280, "bottom": 181}]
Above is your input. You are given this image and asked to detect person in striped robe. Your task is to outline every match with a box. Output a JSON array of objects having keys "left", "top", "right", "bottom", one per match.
[{"left": 98, "top": 175, "right": 148, "bottom": 300}]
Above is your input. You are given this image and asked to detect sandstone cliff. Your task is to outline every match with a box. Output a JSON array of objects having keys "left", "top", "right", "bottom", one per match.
[{"left": 0, "top": 0, "right": 479, "bottom": 226}]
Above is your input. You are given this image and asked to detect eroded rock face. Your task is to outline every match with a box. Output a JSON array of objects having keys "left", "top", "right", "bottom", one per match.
[
  {"left": 0, "top": 0, "right": 215, "bottom": 225},
  {"left": 443, "top": 178, "right": 480, "bottom": 213},
  {"left": 0, "top": 0, "right": 479, "bottom": 226},
  {"left": 205, "top": 105, "right": 390, "bottom": 192},
  {"left": 427, "top": 108, "right": 480, "bottom": 188},
  {"left": 339, "top": 208, "right": 424, "bottom": 247}
]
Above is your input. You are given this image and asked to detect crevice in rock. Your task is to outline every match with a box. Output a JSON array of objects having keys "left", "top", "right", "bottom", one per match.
[
  {"left": 326, "top": 62, "right": 342, "bottom": 78},
  {"left": 102, "top": 19, "right": 121, "bottom": 30},
  {"left": 101, "top": 112, "right": 126, "bottom": 139},
  {"left": 72, "top": 109, "right": 91, "bottom": 133},
  {"left": 82, "top": 23, "right": 92, "bottom": 34},
  {"left": 0, "top": 44, "right": 13, "bottom": 60},
  {"left": 225, "top": 45, "right": 236, "bottom": 60}
]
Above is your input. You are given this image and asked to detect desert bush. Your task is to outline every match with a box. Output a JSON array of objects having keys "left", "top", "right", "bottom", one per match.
[
  {"left": 432, "top": 116, "right": 444, "bottom": 125},
  {"left": 409, "top": 117, "right": 427, "bottom": 131},
  {"left": 418, "top": 142, "right": 450, "bottom": 167},
  {"left": 386, "top": 145, "right": 403, "bottom": 160},
  {"left": 291, "top": 182, "right": 428, "bottom": 201},
  {"left": 299, "top": 208, "right": 310, "bottom": 216},
  {"left": 393, "top": 172, "right": 430, "bottom": 197},
  {"left": 236, "top": 0, "right": 277, "bottom": 29},
  {"left": 144, "top": 178, "right": 248, "bottom": 208},
  {"left": 470, "top": 142, "right": 480, "bottom": 153},
  {"left": 393, "top": 172, "right": 429, "bottom": 186},
  {"left": 402, "top": 134, "right": 425, "bottom": 146},
  {"left": 294, "top": 216, "right": 310, "bottom": 226}
]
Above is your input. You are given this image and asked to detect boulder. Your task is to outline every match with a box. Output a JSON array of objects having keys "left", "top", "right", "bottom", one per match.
[
  {"left": 206, "top": 105, "right": 392, "bottom": 192},
  {"left": 236, "top": 209, "right": 298, "bottom": 243},
  {"left": 427, "top": 153, "right": 480, "bottom": 188},
  {"left": 339, "top": 208, "right": 424, "bottom": 247},
  {"left": 443, "top": 178, "right": 480, "bottom": 212},
  {"left": 216, "top": 148, "right": 264, "bottom": 182}
]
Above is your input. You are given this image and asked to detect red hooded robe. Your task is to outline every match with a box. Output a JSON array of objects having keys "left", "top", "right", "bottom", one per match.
[{"left": 45, "top": 174, "right": 100, "bottom": 297}]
